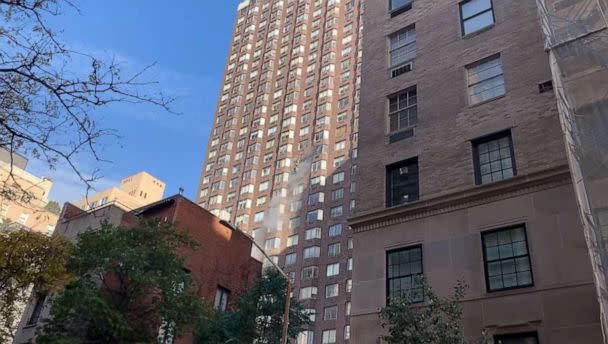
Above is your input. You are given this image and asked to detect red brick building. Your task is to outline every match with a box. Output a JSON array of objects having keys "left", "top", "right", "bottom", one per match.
[
  {"left": 14, "top": 194, "right": 262, "bottom": 344},
  {"left": 123, "top": 195, "right": 262, "bottom": 309}
]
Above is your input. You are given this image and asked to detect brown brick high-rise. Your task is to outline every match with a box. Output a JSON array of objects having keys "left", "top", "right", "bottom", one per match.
[
  {"left": 349, "top": 0, "right": 602, "bottom": 343},
  {"left": 196, "top": 0, "right": 362, "bottom": 342}
]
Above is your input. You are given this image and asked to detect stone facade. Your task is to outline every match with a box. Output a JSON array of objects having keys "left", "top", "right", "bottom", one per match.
[{"left": 350, "top": 0, "right": 602, "bottom": 343}]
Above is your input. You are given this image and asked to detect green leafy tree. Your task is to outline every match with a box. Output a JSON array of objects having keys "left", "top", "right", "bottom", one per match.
[
  {"left": 37, "top": 219, "right": 202, "bottom": 344},
  {"left": 0, "top": 227, "right": 73, "bottom": 343},
  {"left": 380, "top": 280, "right": 467, "bottom": 344},
  {"left": 44, "top": 201, "right": 61, "bottom": 215},
  {"left": 195, "top": 268, "right": 311, "bottom": 344}
]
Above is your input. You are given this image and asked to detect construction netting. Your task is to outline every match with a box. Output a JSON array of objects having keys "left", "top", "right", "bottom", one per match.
[{"left": 536, "top": 0, "right": 608, "bottom": 341}]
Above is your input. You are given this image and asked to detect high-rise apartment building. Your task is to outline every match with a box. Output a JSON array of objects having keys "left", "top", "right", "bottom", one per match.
[
  {"left": 196, "top": 0, "right": 362, "bottom": 342},
  {"left": 350, "top": 0, "right": 602, "bottom": 343}
]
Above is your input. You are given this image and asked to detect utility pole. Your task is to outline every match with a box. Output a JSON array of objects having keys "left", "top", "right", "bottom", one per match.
[{"left": 220, "top": 220, "right": 292, "bottom": 344}]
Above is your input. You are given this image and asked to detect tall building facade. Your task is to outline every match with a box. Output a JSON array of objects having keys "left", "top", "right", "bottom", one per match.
[
  {"left": 74, "top": 171, "right": 166, "bottom": 211},
  {"left": 196, "top": 0, "right": 362, "bottom": 342},
  {"left": 0, "top": 149, "right": 58, "bottom": 234},
  {"left": 350, "top": 0, "right": 602, "bottom": 343}
]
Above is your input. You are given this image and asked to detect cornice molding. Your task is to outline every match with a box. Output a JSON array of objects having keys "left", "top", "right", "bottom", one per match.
[{"left": 349, "top": 165, "right": 572, "bottom": 233}]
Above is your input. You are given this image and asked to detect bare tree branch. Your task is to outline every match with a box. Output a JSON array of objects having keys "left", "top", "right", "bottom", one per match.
[{"left": 0, "top": 0, "right": 175, "bottom": 205}]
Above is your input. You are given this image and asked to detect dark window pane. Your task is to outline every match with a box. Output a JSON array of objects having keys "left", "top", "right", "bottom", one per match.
[
  {"left": 387, "top": 246, "right": 423, "bottom": 304},
  {"left": 483, "top": 226, "right": 533, "bottom": 292},
  {"left": 386, "top": 158, "right": 419, "bottom": 207},
  {"left": 473, "top": 131, "right": 515, "bottom": 185},
  {"left": 495, "top": 332, "right": 538, "bottom": 344},
  {"left": 390, "top": 0, "right": 412, "bottom": 11}
]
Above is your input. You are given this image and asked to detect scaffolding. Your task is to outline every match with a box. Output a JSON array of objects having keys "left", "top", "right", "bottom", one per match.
[{"left": 536, "top": 0, "right": 608, "bottom": 341}]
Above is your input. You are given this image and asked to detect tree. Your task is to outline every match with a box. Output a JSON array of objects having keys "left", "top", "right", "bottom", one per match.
[
  {"left": 194, "top": 268, "right": 311, "bottom": 344},
  {"left": 37, "top": 219, "right": 202, "bottom": 344},
  {"left": 380, "top": 280, "right": 467, "bottom": 344},
  {"left": 44, "top": 201, "right": 61, "bottom": 215},
  {"left": 0, "top": 0, "right": 174, "bottom": 201},
  {"left": 0, "top": 227, "right": 73, "bottom": 343}
]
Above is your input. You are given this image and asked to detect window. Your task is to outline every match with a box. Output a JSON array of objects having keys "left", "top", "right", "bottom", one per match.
[
  {"left": 328, "top": 243, "right": 341, "bottom": 257},
  {"left": 214, "top": 287, "right": 231, "bottom": 311},
  {"left": 27, "top": 294, "right": 46, "bottom": 325},
  {"left": 467, "top": 55, "right": 505, "bottom": 104},
  {"left": 18, "top": 212, "right": 29, "bottom": 225},
  {"left": 346, "top": 279, "right": 352, "bottom": 292},
  {"left": 388, "top": 87, "right": 417, "bottom": 133},
  {"left": 386, "top": 157, "right": 419, "bottom": 207},
  {"left": 329, "top": 224, "right": 342, "bottom": 237},
  {"left": 307, "top": 209, "right": 324, "bottom": 222},
  {"left": 324, "top": 306, "right": 338, "bottom": 320},
  {"left": 344, "top": 325, "right": 351, "bottom": 340},
  {"left": 473, "top": 131, "right": 516, "bottom": 184},
  {"left": 304, "top": 246, "right": 321, "bottom": 259},
  {"left": 495, "top": 332, "right": 538, "bottom": 344},
  {"left": 287, "top": 235, "right": 299, "bottom": 247},
  {"left": 325, "top": 283, "right": 339, "bottom": 298},
  {"left": 302, "top": 266, "right": 319, "bottom": 278},
  {"left": 332, "top": 172, "right": 345, "bottom": 184},
  {"left": 389, "top": 0, "right": 412, "bottom": 13},
  {"left": 285, "top": 253, "right": 297, "bottom": 266},
  {"left": 389, "top": 26, "right": 416, "bottom": 68},
  {"left": 265, "top": 238, "right": 281, "bottom": 250},
  {"left": 348, "top": 257, "right": 353, "bottom": 271},
  {"left": 303, "top": 229, "right": 321, "bottom": 241},
  {"left": 330, "top": 206, "right": 343, "bottom": 218},
  {"left": 322, "top": 329, "right": 337, "bottom": 344},
  {"left": 290, "top": 217, "right": 301, "bottom": 229},
  {"left": 387, "top": 246, "right": 423, "bottom": 303},
  {"left": 308, "top": 192, "right": 325, "bottom": 205},
  {"left": 298, "top": 331, "right": 314, "bottom": 344},
  {"left": 482, "top": 225, "right": 533, "bottom": 292},
  {"left": 460, "top": 0, "right": 495, "bottom": 36},
  {"left": 327, "top": 263, "right": 340, "bottom": 276},
  {"left": 300, "top": 287, "right": 318, "bottom": 300},
  {"left": 254, "top": 211, "right": 265, "bottom": 223}
]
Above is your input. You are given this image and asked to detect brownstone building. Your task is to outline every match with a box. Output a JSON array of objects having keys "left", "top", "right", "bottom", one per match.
[
  {"left": 196, "top": 0, "right": 362, "bottom": 342},
  {"left": 14, "top": 194, "right": 262, "bottom": 344},
  {"left": 349, "top": 0, "right": 603, "bottom": 343}
]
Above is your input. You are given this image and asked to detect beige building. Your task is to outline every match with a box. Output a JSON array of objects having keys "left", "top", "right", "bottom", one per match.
[
  {"left": 350, "top": 0, "right": 602, "bottom": 343},
  {"left": 73, "top": 171, "right": 165, "bottom": 212},
  {"left": 0, "top": 151, "right": 58, "bottom": 234}
]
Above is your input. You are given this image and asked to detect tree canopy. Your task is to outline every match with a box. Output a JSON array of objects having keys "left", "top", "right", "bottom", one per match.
[
  {"left": 0, "top": 227, "right": 73, "bottom": 343},
  {"left": 37, "top": 219, "right": 202, "bottom": 344},
  {"left": 194, "top": 268, "right": 311, "bottom": 344},
  {"left": 44, "top": 201, "right": 61, "bottom": 215},
  {"left": 380, "top": 280, "right": 468, "bottom": 344}
]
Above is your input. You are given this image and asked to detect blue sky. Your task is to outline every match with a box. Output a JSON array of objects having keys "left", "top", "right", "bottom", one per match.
[{"left": 29, "top": 0, "right": 242, "bottom": 204}]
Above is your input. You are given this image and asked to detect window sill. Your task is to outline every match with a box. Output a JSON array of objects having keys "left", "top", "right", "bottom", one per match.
[
  {"left": 486, "top": 283, "right": 534, "bottom": 295},
  {"left": 475, "top": 173, "right": 517, "bottom": 187},
  {"left": 462, "top": 24, "right": 495, "bottom": 39},
  {"left": 387, "top": 126, "right": 416, "bottom": 144},
  {"left": 468, "top": 94, "right": 506, "bottom": 108}
]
